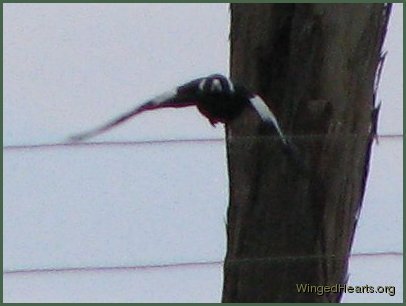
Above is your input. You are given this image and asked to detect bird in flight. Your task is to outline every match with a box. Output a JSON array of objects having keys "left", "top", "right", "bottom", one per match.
[{"left": 69, "top": 74, "right": 289, "bottom": 148}]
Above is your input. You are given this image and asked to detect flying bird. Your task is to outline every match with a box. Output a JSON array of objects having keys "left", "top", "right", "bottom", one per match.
[{"left": 69, "top": 74, "right": 289, "bottom": 148}]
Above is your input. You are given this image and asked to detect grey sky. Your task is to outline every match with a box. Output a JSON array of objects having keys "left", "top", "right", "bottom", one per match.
[{"left": 4, "top": 4, "right": 402, "bottom": 145}]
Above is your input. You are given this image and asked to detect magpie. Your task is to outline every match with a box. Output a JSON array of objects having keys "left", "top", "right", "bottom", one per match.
[{"left": 69, "top": 74, "right": 289, "bottom": 148}]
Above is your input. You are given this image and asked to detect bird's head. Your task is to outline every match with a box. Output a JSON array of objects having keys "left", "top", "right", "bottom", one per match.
[{"left": 197, "top": 74, "right": 235, "bottom": 96}]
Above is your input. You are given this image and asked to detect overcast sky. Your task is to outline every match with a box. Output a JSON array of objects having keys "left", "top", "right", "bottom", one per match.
[
  {"left": 4, "top": 3, "right": 402, "bottom": 145},
  {"left": 4, "top": 4, "right": 403, "bottom": 302}
]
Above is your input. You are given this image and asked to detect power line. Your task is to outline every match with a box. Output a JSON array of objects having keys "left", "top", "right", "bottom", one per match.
[
  {"left": 3, "top": 138, "right": 224, "bottom": 151},
  {"left": 4, "top": 251, "right": 402, "bottom": 275},
  {"left": 3, "top": 134, "right": 403, "bottom": 152},
  {"left": 3, "top": 260, "right": 222, "bottom": 275}
]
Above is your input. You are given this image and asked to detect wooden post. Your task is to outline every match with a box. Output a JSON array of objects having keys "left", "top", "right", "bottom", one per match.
[{"left": 223, "top": 4, "right": 392, "bottom": 302}]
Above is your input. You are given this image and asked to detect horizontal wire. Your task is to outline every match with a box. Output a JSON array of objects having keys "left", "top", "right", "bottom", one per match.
[
  {"left": 3, "top": 135, "right": 402, "bottom": 275},
  {"left": 3, "top": 260, "right": 222, "bottom": 275},
  {"left": 4, "top": 251, "right": 402, "bottom": 275},
  {"left": 3, "top": 134, "right": 403, "bottom": 152},
  {"left": 3, "top": 138, "right": 225, "bottom": 151}
]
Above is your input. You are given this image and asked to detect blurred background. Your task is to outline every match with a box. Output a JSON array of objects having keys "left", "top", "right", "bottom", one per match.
[{"left": 3, "top": 3, "right": 402, "bottom": 302}]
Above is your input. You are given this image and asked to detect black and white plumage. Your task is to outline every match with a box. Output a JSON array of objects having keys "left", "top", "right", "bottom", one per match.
[{"left": 69, "top": 74, "right": 288, "bottom": 146}]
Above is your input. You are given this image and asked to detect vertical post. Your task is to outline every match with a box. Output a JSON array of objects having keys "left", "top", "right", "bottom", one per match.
[{"left": 223, "top": 4, "right": 392, "bottom": 302}]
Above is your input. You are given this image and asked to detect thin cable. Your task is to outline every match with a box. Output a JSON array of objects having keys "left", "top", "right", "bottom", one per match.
[
  {"left": 3, "top": 134, "right": 403, "bottom": 152},
  {"left": 3, "top": 138, "right": 225, "bottom": 151},
  {"left": 3, "top": 251, "right": 402, "bottom": 275},
  {"left": 4, "top": 260, "right": 222, "bottom": 275}
]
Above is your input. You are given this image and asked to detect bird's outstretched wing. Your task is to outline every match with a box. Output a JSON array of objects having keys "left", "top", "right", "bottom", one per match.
[
  {"left": 249, "top": 94, "right": 307, "bottom": 172},
  {"left": 68, "top": 85, "right": 200, "bottom": 143},
  {"left": 249, "top": 95, "right": 288, "bottom": 145}
]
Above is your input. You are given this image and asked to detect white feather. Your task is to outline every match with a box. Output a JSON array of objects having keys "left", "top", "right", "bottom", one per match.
[
  {"left": 225, "top": 77, "right": 235, "bottom": 93},
  {"left": 249, "top": 95, "right": 287, "bottom": 144},
  {"left": 151, "top": 88, "right": 178, "bottom": 105},
  {"left": 211, "top": 79, "right": 222, "bottom": 92},
  {"left": 198, "top": 79, "right": 207, "bottom": 91}
]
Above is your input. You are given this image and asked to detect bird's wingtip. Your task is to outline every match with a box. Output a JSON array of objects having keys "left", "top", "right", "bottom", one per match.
[{"left": 67, "top": 133, "right": 88, "bottom": 143}]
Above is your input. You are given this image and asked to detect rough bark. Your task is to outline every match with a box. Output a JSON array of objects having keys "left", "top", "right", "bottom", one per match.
[{"left": 223, "top": 4, "right": 392, "bottom": 302}]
